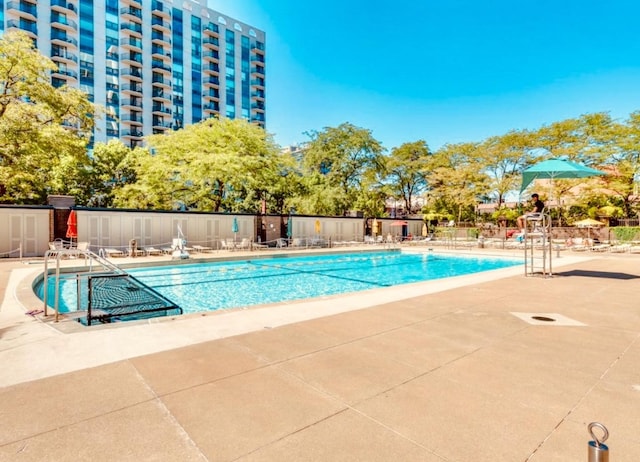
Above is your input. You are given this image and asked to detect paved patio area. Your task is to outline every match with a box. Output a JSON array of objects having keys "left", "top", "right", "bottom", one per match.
[{"left": 0, "top": 249, "right": 639, "bottom": 461}]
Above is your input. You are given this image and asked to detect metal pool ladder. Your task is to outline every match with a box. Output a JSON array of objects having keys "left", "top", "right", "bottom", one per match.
[{"left": 42, "top": 248, "right": 182, "bottom": 325}]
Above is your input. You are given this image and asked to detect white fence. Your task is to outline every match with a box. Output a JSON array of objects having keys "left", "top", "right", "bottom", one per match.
[
  {"left": 0, "top": 206, "right": 51, "bottom": 257},
  {"left": 0, "top": 206, "right": 425, "bottom": 257}
]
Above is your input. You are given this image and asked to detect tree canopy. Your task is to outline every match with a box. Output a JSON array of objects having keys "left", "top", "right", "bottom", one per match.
[
  {"left": 0, "top": 31, "right": 96, "bottom": 204},
  {"left": 113, "top": 118, "right": 293, "bottom": 213},
  {"left": 2, "top": 29, "right": 640, "bottom": 223}
]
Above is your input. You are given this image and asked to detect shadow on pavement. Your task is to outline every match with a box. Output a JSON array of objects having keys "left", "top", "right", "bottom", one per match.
[{"left": 554, "top": 269, "right": 640, "bottom": 280}]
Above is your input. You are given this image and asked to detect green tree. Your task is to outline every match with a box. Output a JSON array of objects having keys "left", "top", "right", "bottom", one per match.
[
  {"left": 301, "top": 122, "right": 384, "bottom": 215},
  {"left": 114, "top": 118, "right": 287, "bottom": 212},
  {"left": 426, "top": 142, "right": 489, "bottom": 223},
  {"left": 78, "top": 140, "right": 141, "bottom": 207},
  {"left": 0, "top": 31, "right": 96, "bottom": 203},
  {"left": 479, "top": 130, "right": 534, "bottom": 204},
  {"left": 601, "top": 112, "right": 640, "bottom": 218},
  {"left": 384, "top": 140, "right": 430, "bottom": 214}
]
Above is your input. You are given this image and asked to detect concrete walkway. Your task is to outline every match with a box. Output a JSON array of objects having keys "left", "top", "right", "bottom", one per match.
[{"left": 0, "top": 250, "right": 639, "bottom": 461}]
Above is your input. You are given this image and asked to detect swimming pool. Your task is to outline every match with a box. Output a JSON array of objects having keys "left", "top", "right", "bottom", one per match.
[{"left": 38, "top": 251, "right": 521, "bottom": 316}]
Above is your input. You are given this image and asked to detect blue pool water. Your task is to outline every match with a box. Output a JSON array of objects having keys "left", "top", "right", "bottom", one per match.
[{"left": 39, "top": 251, "right": 521, "bottom": 315}]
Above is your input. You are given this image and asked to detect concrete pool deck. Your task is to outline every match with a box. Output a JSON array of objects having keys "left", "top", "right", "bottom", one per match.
[{"left": 1, "top": 248, "right": 639, "bottom": 461}]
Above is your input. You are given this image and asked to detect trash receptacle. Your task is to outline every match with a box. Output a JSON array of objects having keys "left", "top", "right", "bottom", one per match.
[{"left": 478, "top": 236, "right": 485, "bottom": 249}]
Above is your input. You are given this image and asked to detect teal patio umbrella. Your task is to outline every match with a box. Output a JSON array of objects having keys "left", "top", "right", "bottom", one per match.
[
  {"left": 232, "top": 217, "right": 239, "bottom": 243},
  {"left": 286, "top": 216, "right": 293, "bottom": 240},
  {"left": 521, "top": 158, "right": 606, "bottom": 193}
]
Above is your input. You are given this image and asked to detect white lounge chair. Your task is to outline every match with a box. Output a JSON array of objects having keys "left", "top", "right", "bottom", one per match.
[
  {"left": 144, "top": 246, "right": 164, "bottom": 256},
  {"left": 192, "top": 244, "right": 213, "bottom": 253},
  {"left": 609, "top": 244, "right": 631, "bottom": 253},
  {"left": 103, "top": 248, "right": 125, "bottom": 258}
]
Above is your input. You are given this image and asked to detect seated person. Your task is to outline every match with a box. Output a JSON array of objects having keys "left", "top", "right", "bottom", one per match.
[{"left": 516, "top": 193, "right": 545, "bottom": 232}]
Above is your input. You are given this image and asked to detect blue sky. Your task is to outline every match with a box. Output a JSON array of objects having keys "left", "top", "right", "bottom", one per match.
[{"left": 212, "top": 0, "right": 640, "bottom": 151}]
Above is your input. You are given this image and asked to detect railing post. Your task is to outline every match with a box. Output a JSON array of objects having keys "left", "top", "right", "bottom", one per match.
[
  {"left": 588, "top": 422, "right": 609, "bottom": 462},
  {"left": 87, "top": 276, "right": 93, "bottom": 326}
]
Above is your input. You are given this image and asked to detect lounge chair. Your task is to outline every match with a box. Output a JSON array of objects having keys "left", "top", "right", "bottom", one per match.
[
  {"left": 609, "top": 244, "right": 631, "bottom": 253},
  {"left": 568, "top": 238, "right": 591, "bottom": 251},
  {"left": 49, "top": 239, "right": 65, "bottom": 250},
  {"left": 103, "top": 248, "right": 125, "bottom": 258},
  {"left": 192, "top": 244, "right": 213, "bottom": 253},
  {"left": 237, "top": 238, "right": 251, "bottom": 250},
  {"left": 220, "top": 238, "right": 236, "bottom": 250},
  {"left": 144, "top": 246, "right": 164, "bottom": 256},
  {"left": 275, "top": 238, "right": 287, "bottom": 248}
]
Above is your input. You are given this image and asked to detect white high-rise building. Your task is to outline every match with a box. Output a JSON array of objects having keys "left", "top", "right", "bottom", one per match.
[{"left": 1, "top": 0, "right": 266, "bottom": 148}]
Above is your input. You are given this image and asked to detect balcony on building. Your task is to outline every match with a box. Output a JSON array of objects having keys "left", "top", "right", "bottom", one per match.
[
  {"left": 203, "top": 88, "right": 220, "bottom": 101},
  {"left": 120, "top": 6, "right": 142, "bottom": 22},
  {"left": 252, "top": 89, "right": 265, "bottom": 100},
  {"left": 250, "top": 78, "right": 265, "bottom": 89},
  {"left": 121, "top": 21, "right": 143, "bottom": 37},
  {"left": 251, "top": 53, "right": 265, "bottom": 64},
  {"left": 250, "top": 65, "right": 265, "bottom": 77},
  {"left": 203, "top": 76, "right": 220, "bottom": 88},
  {"left": 152, "top": 88, "right": 171, "bottom": 104},
  {"left": 151, "top": 74, "right": 171, "bottom": 89},
  {"left": 51, "top": 0, "right": 78, "bottom": 17},
  {"left": 121, "top": 82, "right": 143, "bottom": 96},
  {"left": 121, "top": 66, "right": 143, "bottom": 81},
  {"left": 50, "top": 31, "right": 78, "bottom": 50},
  {"left": 6, "top": 1, "right": 38, "bottom": 21},
  {"left": 151, "top": 44, "right": 171, "bottom": 61},
  {"left": 121, "top": 129, "right": 144, "bottom": 139},
  {"left": 251, "top": 101, "right": 265, "bottom": 112},
  {"left": 51, "top": 12, "right": 78, "bottom": 32},
  {"left": 203, "top": 22, "right": 219, "bottom": 37},
  {"left": 121, "top": 98, "right": 143, "bottom": 110},
  {"left": 152, "top": 117, "right": 171, "bottom": 130},
  {"left": 203, "top": 50, "right": 219, "bottom": 62},
  {"left": 151, "top": 0, "right": 171, "bottom": 19},
  {"left": 7, "top": 19, "right": 38, "bottom": 38},
  {"left": 120, "top": 36, "right": 143, "bottom": 52},
  {"left": 203, "top": 62, "right": 219, "bottom": 74},
  {"left": 252, "top": 113, "right": 266, "bottom": 123},
  {"left": 151, "top": 16, "right": 171, "bottom": 33},
  {"left": 51, "top": 47, "right": 78, "bottom": 65},
  {"left": 203, "top": 36, "right": 219, "bottom": 50},
  {"left": 151, "top": 31, "right": 171, "bottom": 46},
  {"left": 151, "top": 59, "right": 171, "bottom": 74},
  {"left": 121, "top": 111, "right": 143, "bottom": 126},
  {"left": 121, "top": 0, "right": 142, "bottom": 8},
  {"left": 52, "top": 67, "right": 78, "bottom": 81},
  {"left": 251, "top": 41, "right": 265, "bottom": 54},
  {"left": 203, "top": 102, "right": 219, "bottom": 114},
  {"left": 121, "top": 51, "right": 143, "bottom": 66},
  {"left": 152, "top": 104, "right": 171, "bottom": 116}
]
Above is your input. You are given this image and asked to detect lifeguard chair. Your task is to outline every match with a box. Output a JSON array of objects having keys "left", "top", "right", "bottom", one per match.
[{"left": 523, "top": 209, "right": 552, "bottom": 277}]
